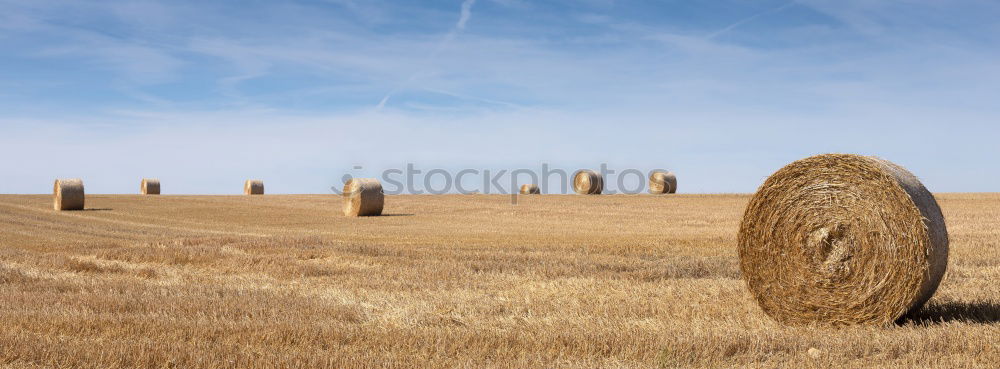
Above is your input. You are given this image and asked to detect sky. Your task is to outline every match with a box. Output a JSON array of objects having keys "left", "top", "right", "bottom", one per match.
[{"left": 1, "top": 0, "right": 998, "bottom": 194}]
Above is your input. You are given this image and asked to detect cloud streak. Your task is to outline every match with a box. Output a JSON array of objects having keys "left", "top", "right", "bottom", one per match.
[
  {"left": 376, "top": 0, "right": 478, "bottom": 110},
  {"left": 457, "top": 0, "right": 476, "bottom": 30},
  {"left": 705, "top": 1, "right": 797, "bottom": 40},
  {"left": 1, "top": 0, "right": 999, "bottom": 194}
]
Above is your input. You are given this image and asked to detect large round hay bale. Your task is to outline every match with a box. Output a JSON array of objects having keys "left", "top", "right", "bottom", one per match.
[
  {"left": 573, "top": 170, "right": 603, "bottom": 195},
  {"left": 141, "top": 178, "right": 160, "bottom": 195},
  {"left": 520, "top": 184, "right": 540, "bottom": 194},
  {"left": 343, "top": 178, "right": 384, "bottom": 216},
  {"left": 244, "top": 179, "right": 264, "bottom": 195},
  {"left": 649, "top": 171, "right": 677, "bottom": 194},
  {"left": 53, "top": 179, "right": 85, "bottom": 211},
  {"left": 738, "top": 154, "right": 948, "bottom": 325}
]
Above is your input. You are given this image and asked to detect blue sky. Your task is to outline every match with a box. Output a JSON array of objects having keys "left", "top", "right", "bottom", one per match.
[{"left": 1, "top": 0, "right": 998, "bottom": 194}]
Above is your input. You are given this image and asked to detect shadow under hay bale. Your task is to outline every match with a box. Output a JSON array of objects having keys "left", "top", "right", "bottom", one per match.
[{"left": 902, "top": 300, "right": 1000, "bottom": 325}]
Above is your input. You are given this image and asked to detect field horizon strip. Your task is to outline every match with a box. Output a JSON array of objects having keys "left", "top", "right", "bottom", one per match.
[{"left": 0, "top": 194, "right": 997, "bottom": 368}]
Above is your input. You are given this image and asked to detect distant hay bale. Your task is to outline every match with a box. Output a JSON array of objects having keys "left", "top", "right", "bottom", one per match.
[
  {"left": 140, "top": 178, "right": 160, "bottom": 195},
  {"left": 53, "top": 179, "right": 85, "bottom": 211},
  {"left": 520, "top": 184, "right": 540, "bottom": 194},
  {"left": 738, "top": 154, "right": 948, "bottom": 325},
  {"left": 244, "top": 180, "right": 264, "bottom": 195},
  {"left": 649, "top": 171, "right": 677, "bottom": 194},
  {"left": 573, "top": 170, "right": 603, "bottom": 195},
  {"left": 343, "top": 178, "right": 384, "bottom": 216}
]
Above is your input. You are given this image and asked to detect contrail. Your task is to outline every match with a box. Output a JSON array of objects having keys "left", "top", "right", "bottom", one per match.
[
  {"left": 422, "top": 87, "right": 520, "bottom": 108},
  {"left": 377, "top": 0, "right": 477, "bottom": 110},
  {"left": 705, "top": 0, "right": 796, "bottom": 40},
  {"left": 457, "top": 0, "right": 475, "bottom": 30}
]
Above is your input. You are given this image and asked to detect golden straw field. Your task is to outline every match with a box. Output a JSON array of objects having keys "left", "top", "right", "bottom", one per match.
[{"left": 0, "top": 193, "right": 997, "bottom": 368}]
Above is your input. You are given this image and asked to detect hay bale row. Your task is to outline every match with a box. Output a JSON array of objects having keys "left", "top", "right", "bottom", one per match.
[
  {"left": 649, "top": 171, "right": 677, "bottom": 194},
  {"left": 244, "top": 179, "right": 264, "bottom": 195},
  {"left": 52, "top": 156, "right": 950, "bottom": 329},
  {"left": 74, "top": 170, "right": 682, "bottom": 202},
  {"left": 141, "top": 178, "right": 160, "bottom": 195},
  {"left": 738, "top": 154, "right": 948, "bottom": 325},
  {"left": 59, "top": 178, "right": 262, "bottom": 198},
  {"left": 567, "top": 169, "right": 679, "bottom": 195},
  {"left": 343, "top": 178, "right": 384, "bottom": 216},
  {"left": 53, "top": 179, "right": 85, "bottom": 211},
  {"left": 54, "top": 177, "right": 389, "bottom": 218}
]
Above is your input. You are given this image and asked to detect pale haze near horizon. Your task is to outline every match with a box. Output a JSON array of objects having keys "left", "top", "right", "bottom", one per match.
[{"left": 1, "top": 0, "right": 998, "bottom": 194}]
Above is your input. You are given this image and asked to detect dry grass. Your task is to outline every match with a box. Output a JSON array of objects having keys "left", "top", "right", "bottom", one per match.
[{"left": 0, "top": 193, "right": 997, "bottom": 368}]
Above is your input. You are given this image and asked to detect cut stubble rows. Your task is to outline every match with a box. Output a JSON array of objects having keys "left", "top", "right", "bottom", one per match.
[{"left": 0, "top": 194, "right": 997, "bottom": 368}]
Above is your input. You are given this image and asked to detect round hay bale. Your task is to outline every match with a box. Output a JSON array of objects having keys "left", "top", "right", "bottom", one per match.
[
  {"left": 573, "top": 170, "right": 603, "bottom": 195},
  {"left": 649, "top": 171, "right": 677, "bottom": 194},
  {"left": 141, "top": 178, "right": 160, "bottom": 195},
  {"left": 343, "top": 178, "right": 384, "bottom": 216},
  {"left": 520, "top": 184, "right": 540, "bottom": 195},
  {"left": 738, "top": 154, "right": 948, "bottom": 325},
  {"left": 244, "top": 179, "right": 264, "bottom": 195},
  {"left": 53, "top": 179, "right": 85, "bottom": 211}
]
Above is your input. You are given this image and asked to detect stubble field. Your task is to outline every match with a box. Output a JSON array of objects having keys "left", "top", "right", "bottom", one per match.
[{"left": 0, "top": 193, "right": 997, "bottom": 368}]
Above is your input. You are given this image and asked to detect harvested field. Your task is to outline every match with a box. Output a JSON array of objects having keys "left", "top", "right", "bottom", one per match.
[{"left": 0, "top": 193, "right": 997, "bottom": 368}]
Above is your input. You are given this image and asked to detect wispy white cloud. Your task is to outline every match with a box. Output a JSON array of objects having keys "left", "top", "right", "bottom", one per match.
[
  {"left": 377, "top": 0, "right": 479, "bottom": 110},
  {"left": 0, "top": 1, "right": 185, "bottom": 84},
  {"left": 32, "top": 33, "right": 184, "bottom": 84},
  {"left": 2, "top": 0, "right": 1000, "bottom": 193},
  {"left": 705, "top": 1, "right": 797, "bottom": 39},
  {"left": 457, "top": 0, "right": 476, "bottom": 30},
  {"left": 3, "top": 0, "right": 997, "bottom": 116}
]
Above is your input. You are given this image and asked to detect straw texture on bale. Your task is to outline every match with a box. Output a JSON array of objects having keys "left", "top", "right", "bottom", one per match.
[
  {"left": 244, "top": 180, "right": 264, "bottom": 195},
  {"left": 53, "top": 179, "right": 85, "bottom": 211},
  {"left": 649, "top": 171, "right": 677, "bottom": 194},
  {"left": 738, "top": 154, "right": 948, "bottom": 326},
  {"left": 520, "top": 184, "right": 540, "bottom": 195},
  {"left": 140, "top": 178, "right": 160, "bottom": 195},
  {"left": 573, "top": 170, "right": 603, "bottom": 195},
  {"left": 343, "top": 178, "right": 384, "bottom": 216}
]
